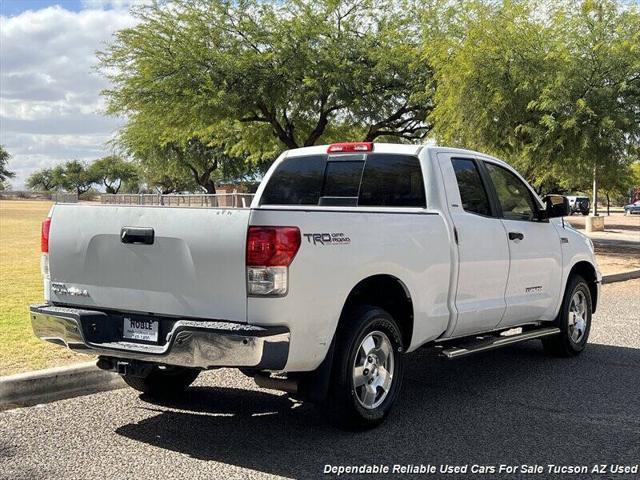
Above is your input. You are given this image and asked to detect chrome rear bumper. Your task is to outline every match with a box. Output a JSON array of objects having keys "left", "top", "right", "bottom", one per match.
[{"left": 29, "top": 304, "right": 289, "bottom": 370}]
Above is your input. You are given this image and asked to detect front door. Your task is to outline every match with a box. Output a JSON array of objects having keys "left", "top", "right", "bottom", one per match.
[{"left": 482, "top": 161, "right": 563, "bottom": 325}]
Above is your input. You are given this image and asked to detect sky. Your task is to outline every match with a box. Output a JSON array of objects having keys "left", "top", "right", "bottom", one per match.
[{"left": 0, "top": 0, "right": 147, "bottom": 189}]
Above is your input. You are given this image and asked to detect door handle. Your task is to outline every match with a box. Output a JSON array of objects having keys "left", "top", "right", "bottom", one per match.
[
  {"left": 121, "top": 227, "right": 155, "bottom": 245},
  {"left": 508, "top": 231, "right": 524, "bottom": 241}
]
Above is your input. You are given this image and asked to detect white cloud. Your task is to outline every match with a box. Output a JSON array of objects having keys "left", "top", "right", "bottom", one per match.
[
  {"left": 0, "top": 5, "right": 139, "bottom": 188},
  {"left": 81, "top": 0, "right": 152, "bottom": 9}
]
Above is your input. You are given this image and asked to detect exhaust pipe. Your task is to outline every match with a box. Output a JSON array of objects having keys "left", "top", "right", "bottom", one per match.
[{"left": 254, "top": 373, "right": 299, "bottom": 394}]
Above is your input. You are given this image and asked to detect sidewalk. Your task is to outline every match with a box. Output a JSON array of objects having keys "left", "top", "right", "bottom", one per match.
[{"left": 566, "top": 213, "right": 640, "bottom": 276}]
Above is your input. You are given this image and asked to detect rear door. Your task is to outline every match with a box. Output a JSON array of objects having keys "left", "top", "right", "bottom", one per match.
[
  {"left": 482, "top": 161, "right": 562, "bottom": 325},
  {"left": 48, "top": 204, "right": 250, "bottom": 321},
  {"left": 438, "top": 155, "right": 510, "bottom": 337}
]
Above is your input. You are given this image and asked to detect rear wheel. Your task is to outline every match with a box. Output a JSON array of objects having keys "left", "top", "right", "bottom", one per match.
[
  {"left": 326, "top": 305, "right": 404, "bottom": 430},
  {"left": 122, "top": 366, "right": 200, "bottom": 397},
  {"left": 542, "top": 275, "right": 592, "bottom": 356}
]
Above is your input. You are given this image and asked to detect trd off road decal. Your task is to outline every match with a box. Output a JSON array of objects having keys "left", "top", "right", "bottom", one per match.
[{"left": 303, "top": 232, "right": 351, "bottom": 245}]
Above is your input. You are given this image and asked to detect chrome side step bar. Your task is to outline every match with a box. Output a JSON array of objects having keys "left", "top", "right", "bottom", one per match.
[{"left": 440, "top": 327, "right": 560, "bottom": 359}]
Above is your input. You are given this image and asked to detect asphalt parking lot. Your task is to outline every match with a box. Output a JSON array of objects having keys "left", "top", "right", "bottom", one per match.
[{"left": 1, "top": 280, "right": 638, "bottom": 480}]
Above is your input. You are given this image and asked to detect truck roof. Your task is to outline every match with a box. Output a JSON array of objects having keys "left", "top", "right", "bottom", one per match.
[{"left": 285, "top": 143, "right": 510, "bottom": 167}]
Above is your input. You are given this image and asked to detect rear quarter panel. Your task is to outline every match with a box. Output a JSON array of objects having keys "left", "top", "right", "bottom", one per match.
[{"left": 248, "top": 208, "right": 451, "bottom": 371}]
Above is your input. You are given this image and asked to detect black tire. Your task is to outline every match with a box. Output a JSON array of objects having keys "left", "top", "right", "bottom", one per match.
[
  {"left": 542, "top": 275, "right": 592, "bottom": 357},
  {"left": 581, "top": 210, "right": 589, "bottom": 216},
  {"left": 122, "top": 366, "right": 200, "bottom": 397},
  {"left": 325, "top": 305, "right": 405, "bottom": 430}
]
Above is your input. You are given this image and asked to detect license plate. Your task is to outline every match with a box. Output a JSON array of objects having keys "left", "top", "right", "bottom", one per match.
[{"left": 123, "top": 317, "right": 158, "bottom": 342}]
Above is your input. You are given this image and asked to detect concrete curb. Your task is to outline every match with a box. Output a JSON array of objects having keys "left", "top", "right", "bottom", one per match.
[
  {"left": 602, "top": 269, "right": 640, "bottom": 284},
  {"left": 0, "top": 360, "right": 124, "bottom": 411}
]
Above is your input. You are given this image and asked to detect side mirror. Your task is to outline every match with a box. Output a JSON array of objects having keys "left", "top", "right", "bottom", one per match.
[{"left": 542, "top": 194, "right": 570, "bottom": 218}]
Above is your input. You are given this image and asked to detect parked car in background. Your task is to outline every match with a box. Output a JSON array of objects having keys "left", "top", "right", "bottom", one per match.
[
  {"left": 30, "top": 143, "right": 600, "bottom": 429},
  {"left": 624, "top": 200, "right": 640, "bottom": 215},
  {"left": 567, "top": 195, "right": 590, "bottom": 215}
]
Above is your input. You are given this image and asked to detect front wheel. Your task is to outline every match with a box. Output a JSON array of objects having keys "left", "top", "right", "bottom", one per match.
[
  {"left": 122, "top": 366, "right": 200, "bottom": 398},
  {"left": 542, "top": 275, "right": 592, "bottom": 356},
  {"left": 326, "top": 305, "right": 404, "bottom": 430}
]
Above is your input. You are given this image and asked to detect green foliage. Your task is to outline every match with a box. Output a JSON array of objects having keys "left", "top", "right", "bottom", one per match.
[
  {"left": 89, "top": 0, "right": 640, "bottom": 195},
  {"left": 136, "top": 155, "right": 197, "bottom": 194},
  {"left": 89, "top": 156, "right": 139, "bottom": 194},
  {"left": 631, "top": 162, "right": 640, "bottom": 187},
  {"left": 426, "top": 0, "right": 640, "bottom": 193},
  {"left": 98, "top": 0, "right": 432, "bottom": 167},
  {"left": 0, "top": 145, "right": 15, "bottom": 190},
  {"left": 53, "top": 160, "right": 98, "bottom": 196},
  {"left": 129, "top": 135, "right": 253, "bottom": 193},
  {"left": 26, "top": 168, "right": 58, "bottom": 192}
]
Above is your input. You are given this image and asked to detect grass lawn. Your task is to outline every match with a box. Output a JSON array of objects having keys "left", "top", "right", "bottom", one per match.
[{"left": 0, "top": 200, "right": 87, "bottom": 376}]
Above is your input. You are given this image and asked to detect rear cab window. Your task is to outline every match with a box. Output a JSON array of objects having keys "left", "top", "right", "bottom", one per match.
[
  {"left": 451, "top": 158, "right": 492, "bottom": 216},
  {"left": 260, "top": 153, "right": 426, "bottom": 208}
]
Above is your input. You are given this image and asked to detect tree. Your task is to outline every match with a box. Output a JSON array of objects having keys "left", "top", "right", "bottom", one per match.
[
  {"left": 136, "top": 152, "right": 198, "bottom": 194},
  {"left": 600, "top": 159, "right": 639, "bottom": 213},
  {"left": 129, "top": 133, "right": 247, "bottom": 193},
  {"left": 0, "top": 145, "right": 15, "bottom": 190},
  {"left": 426, "top": 0, "right": 640, "bottom": 210},
  {"left": 89, "top": 156, "right": 139, "bottom": 194},
  {"left": 99, "top": 0, "right": 433, "bottom": 170},
  {"left": 26, "top": 168, "right": 58, "bottom": 191},
  {"left": 55, "top": 160, "right": 97, "bottom": 196}
]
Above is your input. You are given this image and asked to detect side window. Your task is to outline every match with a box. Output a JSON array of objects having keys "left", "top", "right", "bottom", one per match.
[
  {"left": 260, "top": 155, "right": 325, "bottom": 205},
  {"left": 319, "top": 161, "right": 364, "bottom": 206},
  {"left": 451, "top": 158, "right": 491, "bottom": 216},
  {"left": 485, "top": 163, "right": 537, "bottom": 221},
  {"left": 359, "top": 154, "right": 425, "bottom": 207}
]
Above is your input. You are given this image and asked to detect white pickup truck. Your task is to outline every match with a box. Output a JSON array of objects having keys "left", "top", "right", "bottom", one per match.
[{"left": 31, "top": 143, "right": 600, "bottom": 429}]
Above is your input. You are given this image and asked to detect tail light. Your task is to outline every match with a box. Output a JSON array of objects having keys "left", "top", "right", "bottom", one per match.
[
  {"left": 41, "top": 217, "right": 51, "bottom": 253},
  {"left": 327, "top": 142, "right": 373, "bottom": 153},
  {"left": 41, "top": 217, "right": 51, "bottom": 279},
  {"left": 246, "top": 226, "right": 301, "bottom": 296}
]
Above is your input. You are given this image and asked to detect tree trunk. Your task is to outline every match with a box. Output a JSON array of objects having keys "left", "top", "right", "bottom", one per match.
[
  {"left": 592, "top": 164, "right": 598, "bottom": 216},
  {"left": 203, "top": 180, "right": 216, "bottom": 194},
  {"left": 606, "top": 192, "right": 610, "bottom": 216},
  {"left": 185, "top": 161, "right": 217, "bottom": 195}
]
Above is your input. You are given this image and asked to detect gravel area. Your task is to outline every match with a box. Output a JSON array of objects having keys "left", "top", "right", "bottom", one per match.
[{"left": 1, "top": 281, "right": 638, "bottom": 480}]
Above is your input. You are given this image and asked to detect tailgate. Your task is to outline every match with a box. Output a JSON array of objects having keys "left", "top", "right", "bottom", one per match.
[{"left": 48, "top": 204, "right": 249, "bottom": 322}]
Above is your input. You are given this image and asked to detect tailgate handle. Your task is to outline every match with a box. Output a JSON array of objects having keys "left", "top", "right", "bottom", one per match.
[{"left": 121, "top": 227, "right": 154, "bottom": 245}]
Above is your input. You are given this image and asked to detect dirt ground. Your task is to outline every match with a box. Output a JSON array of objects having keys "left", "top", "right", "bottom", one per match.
[{"left": 566, "top": 213, "right": 640, "bottom": 275}]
